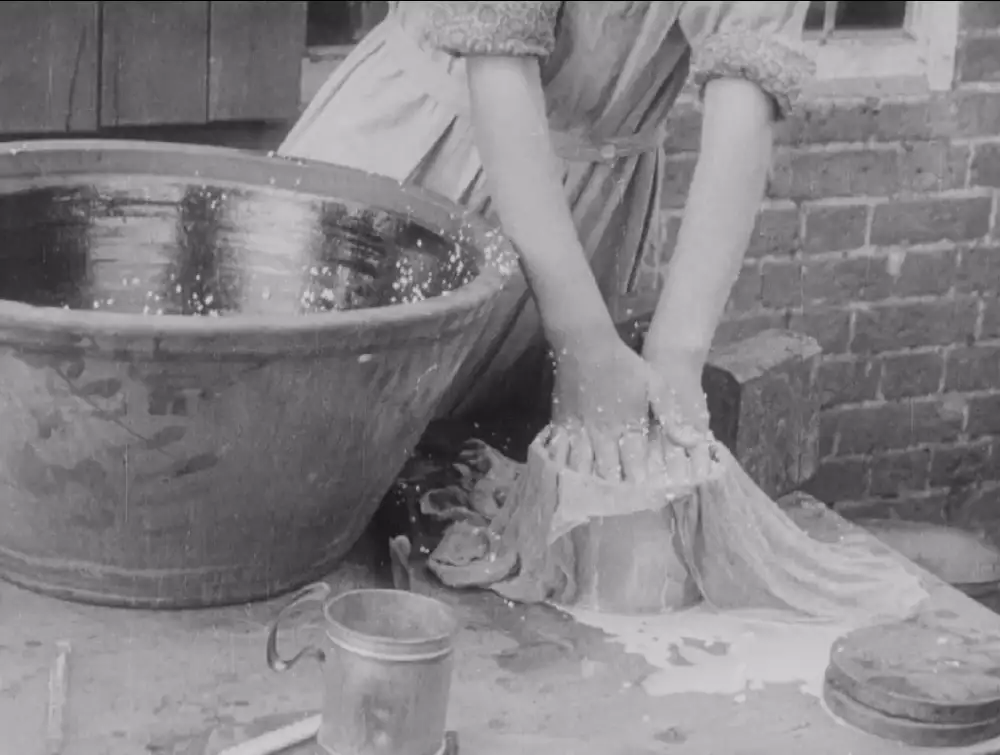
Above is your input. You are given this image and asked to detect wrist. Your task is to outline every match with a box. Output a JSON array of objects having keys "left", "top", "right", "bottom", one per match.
[
  {"left": 642, "top": 336, "right": 709, "bottom": 372},
  {"left": 644, "top": 279, "right": 716, "bottom": 369},
  {"left": 543, "top": 311, "right": 619, "bottom": 355},
  {"left": 533, "top": 273, "right": 619, "bottom": 353}
]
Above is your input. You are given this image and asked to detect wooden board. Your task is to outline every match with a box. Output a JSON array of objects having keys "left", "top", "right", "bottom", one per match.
[
  {"left": 0, "top": 1, "right": 100, "bottom": 133},
  {"left": 282, "top": 729, "right": 459, "bottom": 755},
  {"left": 827, "top": 620, "right": 1000, "bottom": 726},
  {"left": 100, "top": 1, "right": 210, "bottom": 127},
  {"left": 208, "top": 1, "right": 308, "bottom": 122}
]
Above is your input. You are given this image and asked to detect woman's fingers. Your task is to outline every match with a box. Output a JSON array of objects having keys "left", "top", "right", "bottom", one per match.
[
  {"left": 645, "top": 428, "right": 670, "bottom": 481},
  {"left": 567, "top": 425, "right": 595, "bottom": 474},
  {"left": 546, "top": 424, "right": 573, "bottom": 466},
  {"left": 687, "top": 441, "right": 713, "bottom": 483},
  {"left": 651, "top": 397, "right": 705, "bottom": 449},
  {"left": 660, "top": 434, "right": 691, "bottom": 484},
  {"left": 591, "top": 430, "right": 623, "bottom": 480},
  {"left": 618, "top": 428, "right": 648, "bottom": 484},
  {"left": 549, "top": 422, "right": 605, "bottom": 479}
]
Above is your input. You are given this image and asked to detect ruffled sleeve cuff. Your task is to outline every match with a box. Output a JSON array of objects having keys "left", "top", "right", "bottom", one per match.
[
  {"left": 420, "top": 1, "right": 561, "bottom": 58},
  {"left": 690, "top": 31, "right": 816, "bottom": 119}
]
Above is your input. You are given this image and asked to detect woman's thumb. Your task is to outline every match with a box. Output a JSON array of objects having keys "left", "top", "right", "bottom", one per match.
[{"left": 647, "top": 377, "right": 709, "bottom": 449}]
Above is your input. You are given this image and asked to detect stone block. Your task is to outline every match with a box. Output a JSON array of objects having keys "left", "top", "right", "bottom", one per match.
[
  {"left": 703, "top": 329, "right": 822, "bottom": 498},
  {"left": 617, "top": 313, "right": 823, "bottom": 499}
]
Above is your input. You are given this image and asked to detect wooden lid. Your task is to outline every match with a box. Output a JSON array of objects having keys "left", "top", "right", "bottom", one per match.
[
  {"left": 826, "top": 620, "right": 1000, "bottom": 727},
  {"left": 824, "top": 677, "right": 1000, "bottom": 749}
]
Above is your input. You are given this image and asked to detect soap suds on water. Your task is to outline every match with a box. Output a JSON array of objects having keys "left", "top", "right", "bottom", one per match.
[{"left": 565, "top": 604, "right": 854, "bottom": 700}]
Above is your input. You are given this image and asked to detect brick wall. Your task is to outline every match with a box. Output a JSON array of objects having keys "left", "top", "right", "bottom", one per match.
[{"left": 640, "top": 1, "right": 1000, "bottom": 527}]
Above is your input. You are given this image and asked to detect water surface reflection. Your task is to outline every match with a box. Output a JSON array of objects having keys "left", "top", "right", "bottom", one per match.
[{"left": 0, "top": 178, "right": 477, "bottom": 316}]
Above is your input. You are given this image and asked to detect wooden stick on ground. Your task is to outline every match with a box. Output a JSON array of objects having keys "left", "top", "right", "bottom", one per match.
[
  {"left": 216, "top": 714, "right": 321, "bottom": 755},
  {"left": 216, "top": 718, "right": 459, "bottom": 755},
  {"left": 46, "top": 640, "right": 71, "bottom": 755}
]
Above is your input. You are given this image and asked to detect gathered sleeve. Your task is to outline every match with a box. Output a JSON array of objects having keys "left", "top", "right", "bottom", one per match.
[
  {"left": 679, "top": 1, "right": 816, "bottom": 119},
  {"left": 416, "top": 1, "right": 562, "bottom": 58}
]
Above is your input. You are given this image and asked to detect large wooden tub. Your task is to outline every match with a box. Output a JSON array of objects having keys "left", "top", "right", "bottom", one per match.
[{"left": 0, "top": 140, "right": 509, "bottom": 608}]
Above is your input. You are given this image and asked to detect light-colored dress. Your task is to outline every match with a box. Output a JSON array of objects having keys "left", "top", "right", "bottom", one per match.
[{"left": 280, "top": 1, "right": 814, "bottom": 418}]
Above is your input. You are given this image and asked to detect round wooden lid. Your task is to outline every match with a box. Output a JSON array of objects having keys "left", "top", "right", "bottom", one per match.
[
  {"left": 827, "top": 620, "right": 1000, "bottom": 727},
  {"left": 824, "top": 677, "right": 1000, "bottom": 749}
]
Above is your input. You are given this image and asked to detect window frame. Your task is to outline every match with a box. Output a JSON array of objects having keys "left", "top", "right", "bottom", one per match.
[{"left": 801, "top": 1, "right": 961, "bottom": 97}]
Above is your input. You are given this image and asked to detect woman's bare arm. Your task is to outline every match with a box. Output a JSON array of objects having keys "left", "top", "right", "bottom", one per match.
[
  {"left": 466, "top": 54, "right": 699, "bottom": 445},
  {"left": 643, "top": 77, "right": 774, "bottom": 368},
  {"left": 466, "top": 55, "right": 618, "bottom": 353}
]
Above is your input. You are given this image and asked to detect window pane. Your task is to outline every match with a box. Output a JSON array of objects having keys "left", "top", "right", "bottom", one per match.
[
  {"left": 804, "top": 2, "right": 827, "bottom": 31},
  {"left": 836, "top": 1, "right": 908, "bottom": 30},
  {"left": 804, "top": 1, "right": 909, "bottom": 32},
  {"left": 307, "top": 1, "right": 353, "bottom": 46},
  {"left": 307, "top": 1, "right": 389, "bottom": 46}
]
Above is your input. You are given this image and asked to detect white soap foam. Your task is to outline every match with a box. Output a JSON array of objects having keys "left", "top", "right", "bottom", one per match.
[
  {"left": 566, "top": 603, "right": 1000, "bottom": 753},
  {"left": 566, "top": 604, "right": 853, "bottom": 699}
]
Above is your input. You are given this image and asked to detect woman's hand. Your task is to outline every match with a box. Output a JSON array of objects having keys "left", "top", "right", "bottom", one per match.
[
  {"left": 643, "top": 344, "right": 711, "bottom": 438},
  {"left": 549, "top": 332, "right": 707, "bottom": 480}
]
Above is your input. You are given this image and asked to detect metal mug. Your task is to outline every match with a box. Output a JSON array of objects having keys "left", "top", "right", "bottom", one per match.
[{"left": 267, "top": 583, "right": 459, "bottom": 755}]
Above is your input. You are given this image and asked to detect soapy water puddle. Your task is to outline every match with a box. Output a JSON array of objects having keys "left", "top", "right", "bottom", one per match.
[
  {"left": 567, "top": 604, "right": 1000, "bottom": 753},
  {"left": 563, "top": 538, "right": 921, "bottom": 702},
  {"left": 565, "top": 604, "right": 851, "bottom": 700}
]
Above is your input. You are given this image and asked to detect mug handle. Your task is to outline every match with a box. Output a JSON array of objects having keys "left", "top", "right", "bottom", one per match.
[{"left": 266, "top": 581, "right": 331, "bottom": 672}]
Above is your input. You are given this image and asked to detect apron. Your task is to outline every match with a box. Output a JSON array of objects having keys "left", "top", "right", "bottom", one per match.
[{"left": 280, "top": 2, "right": 693, "bottom": 418}]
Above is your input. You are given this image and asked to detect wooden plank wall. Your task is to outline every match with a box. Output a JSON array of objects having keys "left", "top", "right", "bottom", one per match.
[
  {"left": 209, "top": 1, "right": 308, "bottom": 122},
  {"left": 100, "top": 1, "right": 210, "bottom": 127},
  {"left": 0, "top": 1, "right": 101, "bottom": 133},
  {"left": 0, "top": 1, "right": 308, "bottom": 132}
]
